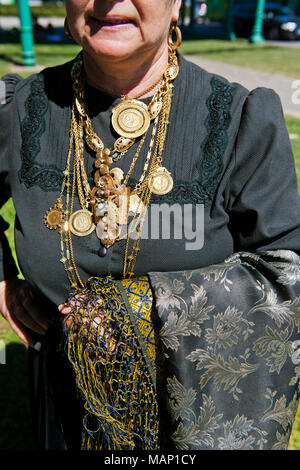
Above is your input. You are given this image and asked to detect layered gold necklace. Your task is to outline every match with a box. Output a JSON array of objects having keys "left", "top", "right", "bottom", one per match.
[{"left": 44, "top": 49, "right": 179, "bottom": 287}]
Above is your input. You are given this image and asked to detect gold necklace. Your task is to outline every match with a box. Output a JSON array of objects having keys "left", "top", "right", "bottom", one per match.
[
  {"left": 71, "top": 52, "right": 176, "bottom": 245},
  {"left": 44, "top": 50, "right": 179, "bottom": 286},
  {"left": 89, "top": 73, "right": 163, "bottom": 101}
]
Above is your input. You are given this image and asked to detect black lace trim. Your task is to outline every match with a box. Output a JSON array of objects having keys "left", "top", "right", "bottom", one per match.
[
  {"left": 198, "top": 77, "right": 233, "bottom": 202},
  {"left": 18, "top": 75, "right": 233, "bottom": 202},
  {"left": 127, "top": 177, "right": 212, "bottom": 205},
  {"left": 18, "top": 74, "right": 63, "bottom": 191},
  {"left": 129, "top": 77, "right": 233, "bottom": 206}
]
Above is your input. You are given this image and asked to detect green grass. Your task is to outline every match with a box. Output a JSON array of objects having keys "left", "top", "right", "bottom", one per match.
[
  {"left": 286, "top": 116, "right": 300, "bottom": 191},
  {"left": 290, "top": 411, "right": 300, "bottom": 450},
  {"left": 0, "top": 42, "right": 80, "bottom": 77},
  {"left": 0, "top": 2, "right": 66, "bottom": 17},
  {"left": 0, "top": 39, "right": 300, "bottom": 450},
  {"left": 181, "top": 38, "right": 300, "bottom": 78},
  {"left": 0, "top": 199, "right": 35, "bottom": 450},
  {"left": 0, "top": 38, "right": 300, "bottom": 79}
]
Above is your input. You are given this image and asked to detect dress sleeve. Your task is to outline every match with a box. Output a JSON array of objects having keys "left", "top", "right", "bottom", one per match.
[
  {"left": 146, "top": 88, "right": 300, "bottom": 450},
  {"left": 0, "top": 74, "right": 22, "bottom": 281},
  {"left": 226, "top": 87, "right": 300, "bottom": 254}
]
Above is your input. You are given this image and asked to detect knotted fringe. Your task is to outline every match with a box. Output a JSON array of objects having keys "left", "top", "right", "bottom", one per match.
[{"left": 63, "top": 276, "right": 159, "bottom": 450}]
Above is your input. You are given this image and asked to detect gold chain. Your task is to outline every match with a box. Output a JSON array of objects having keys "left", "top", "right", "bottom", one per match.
[
  {"left": 58, "top": 108, "right": 83, "bottom": 287},
  {"left": 45, "top": 49, "right": 179, "bottom": 287},
  {"left": 69, "top": 122, "right": 85, "bottom": 287},
  {"left": 98, "top": 75, "right": 163, "bottom": 101},
  {"left": 122, "top": 81, "right": 173, "bottom": 278}
]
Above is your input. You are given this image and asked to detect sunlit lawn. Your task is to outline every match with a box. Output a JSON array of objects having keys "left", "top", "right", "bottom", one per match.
[
  {"left": 0, "top": 41, "right": 80, "bottom": 76},
  {"left": 1, "top": 38, "right": 300, "bottom": 78},
  {"left": 181, "top": 38, "right": 300, "bottom": 78},
  {"left": 0, "top": 40, "right": 299, "bottom": 450}
]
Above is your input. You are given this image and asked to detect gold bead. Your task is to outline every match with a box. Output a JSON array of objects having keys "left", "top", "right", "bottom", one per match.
[
  {"left": 103, "top": 156, "right": 113, "bottom": 165},
  {"left": 96, "top": 150, "right": 103, "bottom": 159},
  {"left": 100, "top": 164, "right": 110, "bottom": 175},
  {"left": 56, "top": 198, "right": 63, "bottom": 208}
]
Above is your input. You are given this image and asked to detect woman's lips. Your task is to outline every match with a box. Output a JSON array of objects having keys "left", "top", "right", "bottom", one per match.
[{"left": 90, "top": 17, "right": 134, "bottom": 28}]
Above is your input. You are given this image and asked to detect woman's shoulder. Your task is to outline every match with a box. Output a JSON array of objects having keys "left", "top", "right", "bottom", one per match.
[
  {"left": 0, "top": 59, "right": 74, "bottom": 107},
  {"left": 179, "top": 54, "right": 281, "bottom": 114}
]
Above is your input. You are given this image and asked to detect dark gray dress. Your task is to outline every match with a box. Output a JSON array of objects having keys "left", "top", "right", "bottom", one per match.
[{"left": 0, "top": 55, "right": 300, "bottom": 450}]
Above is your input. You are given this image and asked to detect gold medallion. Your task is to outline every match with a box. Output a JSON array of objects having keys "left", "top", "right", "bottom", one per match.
[
  {"left": 166, "top": 63, "right": 179, "bottom": 81},
  {"left": 149, "top": 167, "right": 174, "bottom": 195},
  {"left": 111, "top": 99, "right": 151, "bottom": 139},
  {"left": 44, "top": 207, "right": 64, "bottom": 230},
  {"left": 69, "top": 209, "right": 95, "bottom": 237}
]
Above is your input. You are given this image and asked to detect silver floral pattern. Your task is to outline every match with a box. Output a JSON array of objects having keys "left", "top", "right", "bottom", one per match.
[{"left": 148, "top": 250, "right": 300, "bottom": 450}]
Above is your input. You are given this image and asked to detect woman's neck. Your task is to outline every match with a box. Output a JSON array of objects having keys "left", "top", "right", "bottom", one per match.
[{"left": 82, "top": 47, "right": 169, "bottom": 99}]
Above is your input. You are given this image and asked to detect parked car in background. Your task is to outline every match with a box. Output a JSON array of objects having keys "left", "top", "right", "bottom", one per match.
[
  {"left": 233, "top": 2, "right": 300, "bottom": 40},
  {"left": 195, "top": 1, "right": 208, "bottom": 22}
]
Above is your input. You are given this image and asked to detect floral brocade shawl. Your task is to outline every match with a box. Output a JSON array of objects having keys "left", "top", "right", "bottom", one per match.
[{"left": 65, "top": 249, "right": 300, "bottom": 450}]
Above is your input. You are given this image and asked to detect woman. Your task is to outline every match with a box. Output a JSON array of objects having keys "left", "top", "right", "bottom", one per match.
[{"left": 0, "top": 0, "right": 300, "bottom": 450}]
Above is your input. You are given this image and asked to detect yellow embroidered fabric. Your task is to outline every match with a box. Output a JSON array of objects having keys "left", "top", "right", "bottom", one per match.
[{"left": 121, "top": 277, "right": 157, "bottom": 379}]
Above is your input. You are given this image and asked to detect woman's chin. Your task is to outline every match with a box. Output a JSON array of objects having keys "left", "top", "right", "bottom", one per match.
[{"left": 82, "top": 36, "right": 138, "bottom": 62}]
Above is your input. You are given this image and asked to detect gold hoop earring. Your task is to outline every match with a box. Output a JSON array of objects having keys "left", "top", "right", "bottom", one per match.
[
  {"left": 64, "top": 18, "right": 72, "bottom": 38},
  {"left": 168, "top": 22, "right": 182, "bottom": 52}
]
